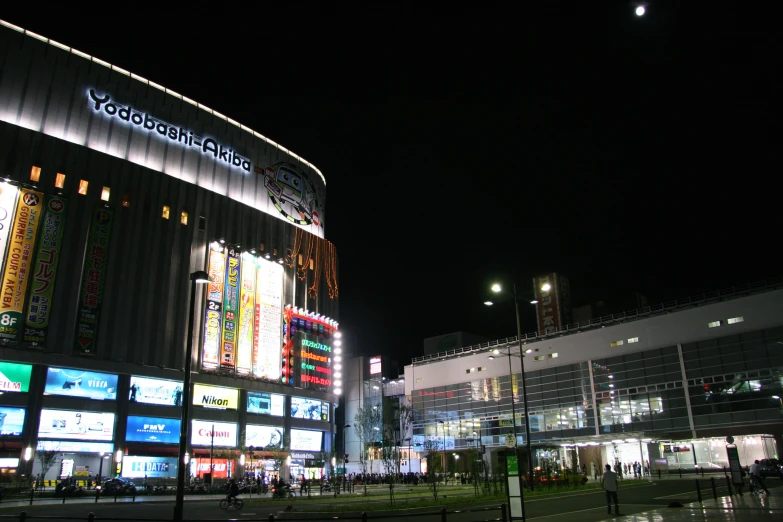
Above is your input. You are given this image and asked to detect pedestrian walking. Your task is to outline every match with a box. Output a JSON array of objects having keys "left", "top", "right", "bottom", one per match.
[
  {"left": 601, "top": 464, "right": 620, "bottom": 516},
  {"left": 749, "top": 460, "right": 770, "bottom": 495}
]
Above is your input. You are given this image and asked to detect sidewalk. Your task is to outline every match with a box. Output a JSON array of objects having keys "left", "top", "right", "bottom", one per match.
[{"left": 604, "top": 487, "right": 781, "bottom": 521}]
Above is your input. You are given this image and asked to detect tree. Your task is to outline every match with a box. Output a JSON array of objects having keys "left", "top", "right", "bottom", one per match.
[
  {"left": 353, "top": 403, "right": 381, "bottom": 474},
  {"left": 397, "top": 402, "right": 414, "bottom": 476},
  {"left": 36, "top": 450, "right": 60, "bottom": 481},
  {"left": 423, "top": 437, "right": 443, "bottom": 501}
]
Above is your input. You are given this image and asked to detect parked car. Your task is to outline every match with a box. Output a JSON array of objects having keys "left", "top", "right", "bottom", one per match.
[
  {"left": 97, "top": 477, "right": 137, "bottom": 495},
  {"left": 757, "top": 458, "right": 781, "bottom": 479}
]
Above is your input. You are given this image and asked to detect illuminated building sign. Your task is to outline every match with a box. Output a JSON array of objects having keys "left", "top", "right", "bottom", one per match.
[
  {"left": 0, "top": 361, "right": 32, "bottom": 392},
  {"left": 282, "top": 305, "right": 339, "bottom": 392},
  {"left": 192, "top": 384, "right": 238, "bottom": 410},
  {"left": 89, "top": 90, "right": 251, "bottom": 172},
  {"left": 369, "top": 356, "right": 382, "bottom": 375},
  {"left": 191, "top": 420, "right": 237, "bottom": 447},
  {"left": 202, "top": 243, "right": 225, "bottom": 370}
]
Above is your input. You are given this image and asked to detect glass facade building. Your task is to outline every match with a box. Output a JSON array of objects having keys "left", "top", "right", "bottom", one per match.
[{"left": 406, "top": 285, "right": 783, "bottom": 472}]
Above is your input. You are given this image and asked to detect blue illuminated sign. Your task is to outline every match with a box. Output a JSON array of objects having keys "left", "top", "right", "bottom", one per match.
[
  {"left": 0, "top": 407, "right": 26, "bottom": 437},
  {"left": 44, "top": 367, "right": 117, "bottom": 400},
  {"left": 125, "top": 416, "right": 180, "bottom": 444}
]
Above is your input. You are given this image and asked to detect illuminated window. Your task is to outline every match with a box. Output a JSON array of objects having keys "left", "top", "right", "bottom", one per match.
[
  {"left": 415, "top": 377, "right": 422, "bottom": 383},
  {"left": 162, "top": 205, "right": 170, "bottom": 219},
  {"left": 198, "top": 215, "right": 206, "bottom": 231},
  {"left": 180, "top": 211, "right": 188, "bottom": 225},
  {"left": 298, "top": 254, "right": 303, "bottom": 266},
  {"left": 309, "top": 259, "right": 314, "bottom": 270},
  {"left": 708, "top": 320, "right": 721, "bottom": 328},
  {"left": 29, "top": 166, "right": 41, "bottom": 182},
  {"left": 55, "top": 173, "right": 66, "bottom": 188},
  {"left": 78, "top": 180, "right": 89, "bottom": 195},
  {"left": 101, "top": 187, "right": 110, "bottom": 202},
  {"left": 122, "top": 193, "right": 131, "bottom": 207},
  {"left": 611, "top": 340, "right": 624, "bottom": 347},
  {"left": 534, "top": 355, "right": 546, "bottom": 361},
  {"left": 627, "top": 337, "right": 639, "bottom": 343},
  {"left": 548, "top": 353, "right": 558, "bottom": 359},
  {"left": 727, "top": 316, "right": 744, "bottom": 325}
]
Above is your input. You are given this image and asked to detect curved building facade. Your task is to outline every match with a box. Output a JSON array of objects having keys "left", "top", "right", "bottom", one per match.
[{"left": 0, "top": 20, "right": 340, "bottom": 484}]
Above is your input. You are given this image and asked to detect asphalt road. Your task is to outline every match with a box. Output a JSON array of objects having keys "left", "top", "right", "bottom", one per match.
[{"left": 0, "top": 479, "right": 779, "bottom": 522}]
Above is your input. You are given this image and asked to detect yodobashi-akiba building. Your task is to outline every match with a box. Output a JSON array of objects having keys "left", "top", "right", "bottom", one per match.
[{"left": 0, "top": 20, "right": 340, "bottom": 479}]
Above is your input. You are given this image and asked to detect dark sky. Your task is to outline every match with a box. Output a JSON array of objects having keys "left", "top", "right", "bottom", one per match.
[{"left": 4, "top": 2, "right": 780, "bottom": 367}]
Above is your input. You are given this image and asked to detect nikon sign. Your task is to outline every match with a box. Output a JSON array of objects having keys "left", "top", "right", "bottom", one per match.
[{"left": 192, "top": 384, "right": 238, "bottom": 410}]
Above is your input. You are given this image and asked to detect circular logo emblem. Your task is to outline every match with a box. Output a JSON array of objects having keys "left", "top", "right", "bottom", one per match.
[
  {"left": 505, "top": 433, "right": 516, "bottom": 448},
  {"left": 48, "top": 198, "right": 65, "bottom": 213},
  {"left": 262, "top": 162, "right": 322, "bottom": 228},
  {"left": 23, "top": 192, "right": 40, "bottom": 206}
]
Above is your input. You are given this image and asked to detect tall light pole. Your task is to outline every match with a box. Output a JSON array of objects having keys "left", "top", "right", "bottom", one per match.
[
  {"left": 173, "top": 270, "right": 209, "bottom": 522},
  {"left": 487, "top": 283, "right": 537, "bottom": 500}
]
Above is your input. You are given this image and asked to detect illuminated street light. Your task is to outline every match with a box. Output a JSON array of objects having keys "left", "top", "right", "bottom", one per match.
[
  {"left": 484, "top": 301, "right": 494, "bottom": 306},
  {"left": 491, "top": 283, "right": 502, "bottom": 293},
  {"left": 635, "top": 5, "right": 646, "bottom": 16},
  {"left": 541, "top": 283, "right": 551, "bottom": 292}
]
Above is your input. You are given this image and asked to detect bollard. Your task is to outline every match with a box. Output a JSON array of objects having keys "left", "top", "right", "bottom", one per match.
[
  {"left": 20, "top": 512, "right": 27, "bottom": 522},
  {"left": 725, "top": 476, "right": 733, "bottom": 496},
  {"left": 88, "top": 513, "right": 95, "bottom": 522},
  {"left": 133, "top": 491, "right": 136, "bottom": 502},
  {"left": 657, "top": 469, "right": 661, "bottom": 480},
  {"left": 695, "top": 480, "right": 702, "bottom": 503},
  {"left": 441, "top": 507, "right": 447, "bottom": 522},
  {"left": 29, "top": 488, "right": 34, "bottom": 506},
  {"left": 501, "top": 503, "right": 508, "bottom": 522},
  {"left": 678, "top": 468, "right": 682, "bottom": 479},
  {"left": 361, "top": 512, "right": 368, "bottom": 522},
  {"left": 711, "top": 477, "right": 717, "bottom": 500},
  {"left": 95, "top": 488, "right": 100, "bottom": 503},
  {"left": 269, "top": 514, "right": 275, "bottom": 521}
]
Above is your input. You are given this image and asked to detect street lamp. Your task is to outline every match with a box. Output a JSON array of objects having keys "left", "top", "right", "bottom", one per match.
[
  {"left": 635, "top": 5, "right": 646, "bottom": 17},
  {"left": 488, "top": 283, "right": 536, "bottom": 507},
  {"left": 173, "top": 270, "right": 209, "bottom": 522}
]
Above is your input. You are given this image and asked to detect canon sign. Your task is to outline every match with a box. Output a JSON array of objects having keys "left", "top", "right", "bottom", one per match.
[{"left": 198, "top": 428, "right": 229, "bottom": 438}]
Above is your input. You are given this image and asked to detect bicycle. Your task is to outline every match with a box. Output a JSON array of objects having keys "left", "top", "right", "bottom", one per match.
[{"left": 219, "top": 497, "right": 244, "bottom": 510}]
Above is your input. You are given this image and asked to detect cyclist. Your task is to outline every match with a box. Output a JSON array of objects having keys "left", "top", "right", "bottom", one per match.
[
  {"left": 226, "top": 478, "right": 240, "bottom": 505},
  {"left": 749, "top": 460, "right": 770, "bottom": 495}
]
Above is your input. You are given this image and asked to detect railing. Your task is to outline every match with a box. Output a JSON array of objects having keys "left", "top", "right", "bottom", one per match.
[{"left": 412, "top": 276, "right": 783, "bottom": 365}]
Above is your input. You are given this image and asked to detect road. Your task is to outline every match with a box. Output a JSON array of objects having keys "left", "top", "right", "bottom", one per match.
[{"left": 0, "top": 479, "right": 779, "bottom": 521}]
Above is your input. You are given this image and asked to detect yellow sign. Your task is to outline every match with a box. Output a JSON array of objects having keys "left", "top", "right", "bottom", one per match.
[
  {"left": 0, "top": 187, "right": 43, "bottom": 341},
  {"left": 192, "top": 383, "right": 238, "bottom": 410}
]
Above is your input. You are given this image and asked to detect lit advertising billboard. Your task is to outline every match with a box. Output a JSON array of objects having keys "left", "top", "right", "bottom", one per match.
[
  {"left": 290, "top": 429, "right": 323, "bottom": 451},
  {"left": 129, "top": 376, "right": 183, "bottom": 406},
  {"left": 291, "top": 397, "right": 329, "bottom": 421},
  {"left": 236, "top": 252, "right": 255, "bottom": 375},
  {"left": 247, "top": 391, "right": 285, "bottom": 416},
  {"left": 122, "top": 456, "right": 178, "bottom": 479},
  {"left": 191, "top": 458, "right": 231, "bottom": 478},
  {"left": 192, "top": 384, "right": 238, "bottom": 410},
  {"left": 296, "top": 335, "right": 333, "bottom": 392},
  {"left": 38, "top": 410, "right": 115, "bottom": 441},
  {"left": 0, "top": 361, "right": 32, "bottom": 392},
  {"left": 43, "top": 367, "right": 118, "bottom": 400},
  {"left": 245, "top": 425, "right": 284, "bottom": 448},
  {"left": 0, "top": 407, "right": 26, "bottom": 436},
  {"left": 125, "top": 416, "right": 180, "bottom": 444},
  {"left": 369, "top": 356, "right": 382, "bottom": 375},
  {"left": 191, "top": 420, "right": 237, "bottom": 447},
  {"left": 254, "top": 257, "right": 283, "bottom": 380},
  {"left": 37, "top": 440, "right": 114, "bottom": 453},
  {"left": 202, "top": 243, "right": 225, "bottom": 370},
  {"left": 532, "top": 273, "right": 571, "bottom": 334},
  {"left": 220, "top": 247, "right": 240, "bottom": 370},
  {"left": 0, "top": 183, "right": 19, "bottom": 272}
]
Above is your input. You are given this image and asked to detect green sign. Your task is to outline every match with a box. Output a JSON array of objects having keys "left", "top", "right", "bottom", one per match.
[
  {"left": 24, "top": 195, "right": 68, "bottom": 344},
  {"left": 0, "top": 361, "right": 33, "bottom": 392},
  {"left": 74, "top": 206, "right": 114, "bottom": 354},
  {"left": 506, "top": 455, "right": 519, "bottom": 475},
  {"left": 335, "top": 467, "right": 346, "bottom": 474}
]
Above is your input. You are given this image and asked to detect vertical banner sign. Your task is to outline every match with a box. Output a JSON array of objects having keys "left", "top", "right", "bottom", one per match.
[
  {"left": 236, "top": 253, "right": 255, "bottom": 375},
  {"left": 202, "top": 244, "right": 225, "bottom": 370},
  {"left": 0, "top": 188, "right": 44, "bottom": 342},
  {"left": 73, "top": 206, "right": 114, "bottom": 354},
  {"left": 24, "top": 195, "right": 68, "bottom": 344},
  {"left": 253, "top": 258, "right": 283, "bottom": 380},
  {"left": 220, "top": 248, "right": 240, "bottom": 370},
  {"left": 0, "top": 183, "right": 20, "bottom": 269}
]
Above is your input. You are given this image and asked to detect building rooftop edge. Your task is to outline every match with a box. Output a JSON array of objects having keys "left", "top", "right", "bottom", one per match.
[
  {"left": 411, "top": 276, "right": 783, "bottom": 366},
  {"left": 0, "top": 19, "right": 326, "bottom": 185}
]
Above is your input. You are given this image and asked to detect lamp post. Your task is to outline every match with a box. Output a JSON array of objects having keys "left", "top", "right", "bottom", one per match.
[{"left": 173, "top": 270, "right": 209, "bottom": 522}]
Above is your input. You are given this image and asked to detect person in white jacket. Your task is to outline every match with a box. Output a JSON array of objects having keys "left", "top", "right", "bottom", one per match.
[{"left": 601, "top": 464, "right": 620, "bottom": 515}]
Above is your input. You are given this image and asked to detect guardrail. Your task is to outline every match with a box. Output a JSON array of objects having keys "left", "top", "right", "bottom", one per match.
[{"left": 412, "top": 276, "right": 783, "bottom": 364}]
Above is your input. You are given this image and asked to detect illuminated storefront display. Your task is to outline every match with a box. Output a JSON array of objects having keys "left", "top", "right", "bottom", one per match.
[
  {"left": 202, "top": 243, "right": 226, "bottom": 370},
  {"left": 0, "top": 183, "right": 19, "bottom": 270},
  {"left": 0, "top": 361, "right": 32, "bottom": 392},
  {"left": 247, "top": 391, "right": 285, "bottom": 416},
  {"left": 125, "top": 416, "right": 180, "bottom": 444},
  {"left": 0, "top": 407, "right": 26, "bottom": 436},
  {"left": 38, "top": 410, "right": 115, "bottom": 441},
  {"left": 291, "top": 397, "right": 329, "bottom": 421},
  {"left": 246, "top": 424, "right": 284, "bottom": 448},
  {"left": 43, "top": 367, "right": 118, "bottom": 400},
  {"left": 191, "top": 420, "right": 237, "bottom": 447},
  {"left": 191, "top": 458, "right": 232, "bottom": 479},
  {"left": 290, "top": 429, "right": 323, "bottom": 451},
  {"left": 122, "top": 456, "right": 178, "bottom": 478},
  {"left": 192, "top": 384, "right": 238, "bottom": 410},
  {"left": 129, "top": 376, "right": 183, "bottom": 406}
]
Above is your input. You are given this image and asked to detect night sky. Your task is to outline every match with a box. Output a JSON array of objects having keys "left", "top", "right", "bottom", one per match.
[{"left": 4, "top": 2, "right": 780, "bottom": 368}]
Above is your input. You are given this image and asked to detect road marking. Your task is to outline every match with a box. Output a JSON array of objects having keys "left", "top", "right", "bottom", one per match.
[
  {"left": 654, "top": 491, "right": 697, "bottom": 499},
  {"left": 528, "top": 504, "right": 662, "bottom": 519},
  {"left": 241, "top": 513, "right": 256, "bottom": 516}
]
